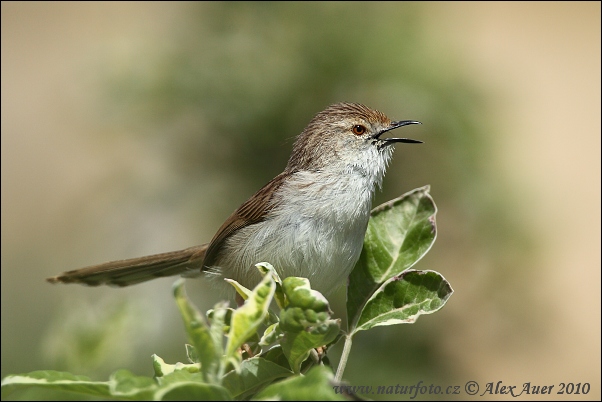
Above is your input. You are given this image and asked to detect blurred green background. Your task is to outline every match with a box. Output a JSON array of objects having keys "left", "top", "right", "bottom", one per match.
[{"left": 1, "top": 2, "right": 600, "bottom": 400}]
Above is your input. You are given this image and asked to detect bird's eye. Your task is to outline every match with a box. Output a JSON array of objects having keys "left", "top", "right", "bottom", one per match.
[{"left": 352, "top": 125, "right": 366, "bottom": 135}]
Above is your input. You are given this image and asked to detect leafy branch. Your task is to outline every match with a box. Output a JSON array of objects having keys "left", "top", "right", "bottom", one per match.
[
  {"left": 1, "top": 186, "right": 452, "bottom": 400},
  {"left": 337, "top": 186, "right": 452, "bottom": 381}
]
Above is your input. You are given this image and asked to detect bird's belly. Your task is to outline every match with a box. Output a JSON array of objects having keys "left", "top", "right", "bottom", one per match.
[{"left": 213, "top": 173, "right": 375, "bottom": 295}]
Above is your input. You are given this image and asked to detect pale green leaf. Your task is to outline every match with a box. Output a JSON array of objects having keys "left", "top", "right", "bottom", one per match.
[
  {"left": 109, "top": 369, "right": 157, "bottom": 399},
  {"left": 0, "top": 369, "right": 158, "bottom": 400},
  {"left": 354, "top": 270, "right": 453, "bottom": 333},
  {"left": 209, "top": 302, "right": 229, "bottom": 369},
  {"left": 256, "top": 262, "right": 287, "bottom": 309},
  {"left": 155, "top": 370, "right": 230, "bottom": 401},
  {"left": 224, "top": 278, "right": 252, "bottom": 301},
  {"left": 282, "top": 277, "right": 330, "bottom": 312},
  {"left": 152, "top": 355, "right": 200, "bottom": 377},
  {"left": 225, "top": 272, "right": 275, "bottom": 359},
  {"left": 347, "top": 186, "right": 437, "bottom": 329},
  {"left": 185, "top": 344, "right": 199, "bottom": 364},
  {"left": 254, "top": 365, "right": 345, "bottom": 401},
  {"left": 173, "top": 280, "right": 221, "bottom": 383},
  {"left": 1, "top": 371, "right": 111, "bottom": 399},
  {"left": 259, "top": 323, "right": 282, "bottom": 346}
]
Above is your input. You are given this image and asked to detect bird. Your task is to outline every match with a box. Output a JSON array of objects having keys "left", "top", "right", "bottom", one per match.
[{"left": 47, "top": 102, "right": 421, "bottom": 297}]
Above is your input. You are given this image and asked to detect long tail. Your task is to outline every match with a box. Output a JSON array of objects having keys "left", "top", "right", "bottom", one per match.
[{"left": 46, "top": 244, "right": 208, "bottom": 287}]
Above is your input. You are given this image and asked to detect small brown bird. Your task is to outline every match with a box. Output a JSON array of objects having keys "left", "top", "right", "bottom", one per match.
[{"left": 47, "top": 103, "right": 421, "bottom": 296}]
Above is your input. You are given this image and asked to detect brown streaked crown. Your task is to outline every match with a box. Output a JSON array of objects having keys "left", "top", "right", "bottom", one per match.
[
  {"left": 286, "top": 103, "right": 391, "bottom": 171},
  {"left": 312, "top": 102, "right": 391, "bottom": 126}
]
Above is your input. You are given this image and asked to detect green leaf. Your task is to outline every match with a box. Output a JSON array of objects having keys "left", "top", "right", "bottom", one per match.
[
  {"left": 277, "top": 276, "right": 340, "bottom": 373},
  {"left": 221, "top": 356, "right": 292, "bottom": 398},
  {"left": 354, "top": 270, "right": 453, "bottom": 333},
  {"left": 1, "top": 371, "right": 111, "bottom": 399},
  {"left": 185, "top": 344, "right": 199, "bottom": 364},
  {"left": 155, "top": 370, "right": 231, "bottom": 401},
  {"left": 209, "top": 301, "right": 229, "bottom": 374},
  {"left": 109, "top": 369, "right": 157, "bottom": 399},
  {"left": 224, "top": 278, "right": 252, "bottom": 301},
  {"left": 225, "top": 271, "right": 276, "bottom": 360},
  {"left": 206, "top": 307, "right": 234, "bottom": 330},
  {"left": 260, "top": 346, "right": 291, "bottom": 370},
  {"left": 347, "top": 185, "right": 437, "bottom": 329},
  {"left": 0, "top": 369, "right": 158, "bottom": 400},
  {"left": 280, "top": 320, "right": 340, "bottom": 373},
  {"left": 255, "top": 365, "right": 346, "bottom": 401},
  {"left": 152, "top": 354, "right": 201, "bottom": 377},
  {"left": 173, "top": 280, "right": 221, "bottom": 384},
  {"left": 282, "top": 277, "right": 330, "bottom": 312},
  {"left": 259, "top": 322, "right": 283, "bottom": 346},
  {"left": 256, "top": 262, "right": 287, "bottom": 309},
  {"left": 158, "top": 383, "right": 231, "bottom": 401}
]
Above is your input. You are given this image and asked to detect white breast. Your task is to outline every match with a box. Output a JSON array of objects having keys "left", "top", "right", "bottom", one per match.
[{"left": 211, "top": 145, "right": 392, "bottom": 296}]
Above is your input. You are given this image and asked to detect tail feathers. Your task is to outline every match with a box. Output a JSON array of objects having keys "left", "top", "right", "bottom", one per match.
[{"left": 47, "top": 244, "right": 208, "bottom": 287}]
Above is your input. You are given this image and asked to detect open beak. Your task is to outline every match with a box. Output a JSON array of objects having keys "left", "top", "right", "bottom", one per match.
[{"left": 372, "top": 120, "right": 422, "bottom": 144}]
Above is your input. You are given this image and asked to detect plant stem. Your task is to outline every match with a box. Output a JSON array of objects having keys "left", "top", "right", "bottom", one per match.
[{"left": 335, "top": 333, "right": 353, "bottom": 382}]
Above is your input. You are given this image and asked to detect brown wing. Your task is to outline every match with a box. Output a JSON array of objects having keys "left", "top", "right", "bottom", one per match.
[{"left": 202, "top": 172, "right": 290, "bottom": 268}]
